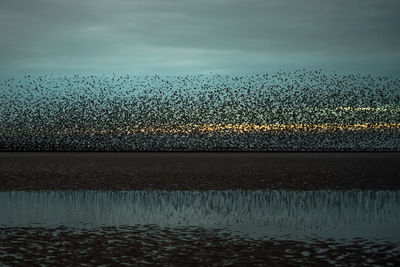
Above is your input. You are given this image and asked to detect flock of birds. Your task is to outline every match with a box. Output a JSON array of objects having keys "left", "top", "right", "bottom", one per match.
[{"left": 0, "top": 69, "right": 399, "bottom": 151}]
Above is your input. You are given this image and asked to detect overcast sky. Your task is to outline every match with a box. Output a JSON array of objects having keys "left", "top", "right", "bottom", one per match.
[{"left": 1, "top": 0, "right": 399, "bottom": 78}]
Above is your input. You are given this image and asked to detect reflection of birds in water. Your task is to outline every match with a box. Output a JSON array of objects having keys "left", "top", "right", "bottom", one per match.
[{"left": 0, "top": 70, "right": 399, "bottom": 151}]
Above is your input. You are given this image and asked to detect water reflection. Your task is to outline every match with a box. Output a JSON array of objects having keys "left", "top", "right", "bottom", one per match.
[{"left": 1, "top": 190, "right": 399, "bottom": 240}]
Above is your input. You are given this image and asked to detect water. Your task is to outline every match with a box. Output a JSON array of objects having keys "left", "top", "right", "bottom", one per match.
[{"left": 1, "top": 190, "right": 399, "bottom": 241}]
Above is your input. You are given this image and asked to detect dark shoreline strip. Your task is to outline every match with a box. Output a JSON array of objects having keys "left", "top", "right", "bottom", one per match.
[{"left": 1, "top": 152, "right": 399, "bottom": 191}]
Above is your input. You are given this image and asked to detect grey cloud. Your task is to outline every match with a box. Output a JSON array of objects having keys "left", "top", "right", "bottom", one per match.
[{"left": 0, "top": 0, "right": 399, "bottom": 77}]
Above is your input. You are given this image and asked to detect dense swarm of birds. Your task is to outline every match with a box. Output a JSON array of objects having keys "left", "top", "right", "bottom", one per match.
[{"left": 0, "top": 70, "right": 399, "bottom": 151}]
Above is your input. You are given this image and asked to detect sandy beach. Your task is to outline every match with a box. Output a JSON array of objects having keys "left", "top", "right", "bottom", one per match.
[
  {"left": 1, "top": 152, "right": 399, "bottom": 191},
  {"left": 1, "top": 225, "right": 398, "bottom": 266}
]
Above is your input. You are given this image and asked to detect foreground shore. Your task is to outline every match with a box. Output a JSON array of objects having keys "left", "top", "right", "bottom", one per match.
[
  {"left": 1, "top": 152, "right": 399, "bottom": 191},
  {"left": 1, "top": 225, "right": 398, "bottom": 266}
]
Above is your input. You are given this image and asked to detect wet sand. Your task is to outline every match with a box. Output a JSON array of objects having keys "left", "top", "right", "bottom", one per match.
[
  {"left": 1, "top": 225, "right": 398, "bottom": 266},
  {"left": 1, "top": 152, "right": 399, "bottom": 191},
  {"left": 1, "top": 152, "right": 400, "bottom": 265}
]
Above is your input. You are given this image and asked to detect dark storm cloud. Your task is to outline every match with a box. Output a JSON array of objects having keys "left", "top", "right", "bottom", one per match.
[{"left": 0, "top": 0, "right": 399, "bottom": 77}]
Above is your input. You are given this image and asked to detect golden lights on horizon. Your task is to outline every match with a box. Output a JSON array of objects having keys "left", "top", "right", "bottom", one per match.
[{"left": 39, "top": 122, "right": 400, "bottom": 135}]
